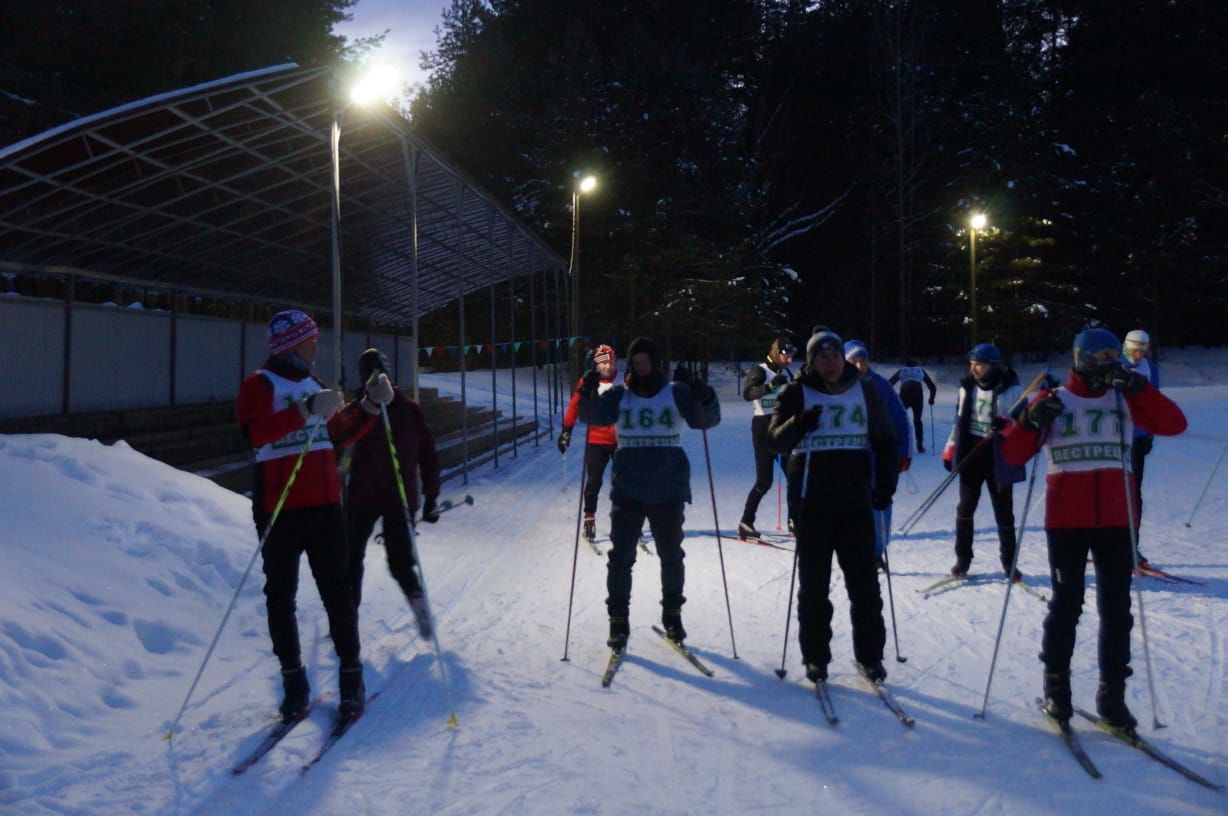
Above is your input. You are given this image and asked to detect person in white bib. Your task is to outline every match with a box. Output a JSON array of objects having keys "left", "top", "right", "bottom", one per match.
[
  {"left": 1002, "top": 327, "right": 1186, "bottom": 728},
  {"left": 767, "top": 328, "right": 899, "bottom": 685},
  {"left": 738, "top": 334, "right": 795, "bottom": 540},
  {"left": 1122, "top": 328, "right": 1162, "bottom": 567},
  {"left": 579, "top": 336, "right": 721, "bottom": 652}
]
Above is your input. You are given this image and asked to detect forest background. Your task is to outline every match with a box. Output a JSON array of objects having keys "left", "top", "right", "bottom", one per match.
[{"left": 3, "top": 0, "right": 1225, "bottom": 361}]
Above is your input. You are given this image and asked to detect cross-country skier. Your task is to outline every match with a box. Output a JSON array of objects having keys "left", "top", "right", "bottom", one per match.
[
  {"left": 558, "top": 344, "right": 618, "bottom": 542},
  {"left": 845, "top": 340, "right": 912, "bottom": 567},
  {"left": 1122, "top": 329, "right": 1161, "bottom": 568},
  {"left": 767, "top": 328, "right": 898, "bottom": 684},
  {"left": 889, "top": 359, "right": 937, "bottom": 452},
  {"left": 941, "top": 343, "right": 1025, "bottom": 579},
  {"left": 738, "top": 335, "right": 796, "bottom": 541},
  {"left": 1002, "top": 327, "right": 1186, "bottom": 727},
  {"left": 579, "top": 336, "right": 721, "bottom": 650},
  {"left": 343, "top": 348, "right": 440, "bottom": 639},
  {"left": 236, "top": 311, "right": 387, "bottom": 722}
]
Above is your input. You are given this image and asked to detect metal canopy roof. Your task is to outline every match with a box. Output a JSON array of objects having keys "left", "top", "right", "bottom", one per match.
[{"left": 0, "top": 64, "right": 566, "bottom": 328}]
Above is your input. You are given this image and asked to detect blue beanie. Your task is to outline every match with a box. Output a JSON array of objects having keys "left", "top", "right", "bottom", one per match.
[
  {"left": 968, "top": 343, "right": 1001, "bottom": 364},
  {"left": 843, "top": 340, "right": 869, "bottom": 361}
]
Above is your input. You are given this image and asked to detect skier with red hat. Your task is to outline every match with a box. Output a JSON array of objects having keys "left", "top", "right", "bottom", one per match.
[{"left": 559, "top": 344, "right": 619, "bottom": 542}]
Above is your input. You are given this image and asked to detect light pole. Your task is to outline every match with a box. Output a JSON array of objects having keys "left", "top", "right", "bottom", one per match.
[
  {"left": 969, "top": 212, "right": 987, "bottom": 345},
  {"left": 568, "top": 174, "right": 597, "bottom": 380},
  {"left": 329, "top": 64, "right": 399, "bottom": 389}
]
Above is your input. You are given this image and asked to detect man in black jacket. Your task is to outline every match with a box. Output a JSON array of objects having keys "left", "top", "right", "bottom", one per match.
[
  {"left": 768, "top": 328, "right": 898, "bottom": 684},
  {"left": 738, "top": 335, "right": 795, "bottom": 540}
]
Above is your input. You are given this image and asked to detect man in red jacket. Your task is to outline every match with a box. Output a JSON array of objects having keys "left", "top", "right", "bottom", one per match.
[
  {"left": 1002, "top": 327, "right": 1186, "bottom": 729},
  {"left": 236, "top": 310, "right": 390, "bottom": 722},
  {"left": 558, "top": 344, "right": 618, "bottom": 542},
  {"left": 344, "top": 348, "right": 441, "bottom": 639}
]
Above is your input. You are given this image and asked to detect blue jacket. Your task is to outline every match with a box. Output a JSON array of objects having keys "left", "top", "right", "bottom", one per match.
[
  {"left": 1126, "top": 358, "right": 1161, "bottom": 439},
  {"left": 868, "top": 369, "right": 911, "bottom": 463}
]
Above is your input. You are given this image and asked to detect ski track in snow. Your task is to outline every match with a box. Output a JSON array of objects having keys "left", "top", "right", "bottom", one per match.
[{"left": 1, "top": 356, "right": 1226, "bottom": 814}]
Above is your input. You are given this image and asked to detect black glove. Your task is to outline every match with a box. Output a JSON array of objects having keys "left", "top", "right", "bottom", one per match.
[
  {"left": 770, "top": 372, "right": 789, "bottom": 389},
  {"left": 557, "top": 428, "right": 572, "bottom": 454},
  {"left": 800, "top": 405, "right": 823, "bottom": 432},
  {"left": 579, "top": 369, "right": 600, "bottom": 396},
  {"left": 1023, "top": 393, "right": 1065, "bottom": 431},
  {"left": 673, "top": 364, "right": 692, "bottom": 384},
  {"left": 692, "top": 381, "right": 716, "bottom": 404},
  {"left": 991, "top": 416, "right": 1008, "bottom": 432},
  {"left": 421, "top": 498, "right": 440, "bottom": 524},
  {"left": 1135, "top": 436, "right": 1154, "bottom": 456},
  {"left": 1107, "top": 364, "right": 1147, "bottom": 394},
  {"left": 928, "top": 395, "right": 936, "bottom": 405},
  {"left": 943, "top": 458, "right": 953, "bottom": 473},
  {"left": 871, "top": 489, "right": 892, "bottom": 511}
]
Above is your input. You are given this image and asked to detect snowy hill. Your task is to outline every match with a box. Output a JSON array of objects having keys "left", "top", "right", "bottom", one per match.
[{"left": 1, "top": 352, "right": 1226, "bottom": 815}]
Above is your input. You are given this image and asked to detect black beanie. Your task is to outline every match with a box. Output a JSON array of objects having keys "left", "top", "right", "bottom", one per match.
[
  {"left": 359, "top": 348, "right": 390, "bottom": 382},
  {"left": 626, "top": 336, "right": 659, "bottom": 366},
  {"left": 806, "top": 329, "right": 844, "bottom": 363}
]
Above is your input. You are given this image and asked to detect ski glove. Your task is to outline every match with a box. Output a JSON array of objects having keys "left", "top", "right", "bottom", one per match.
[
  {"left": 770, "top": 372, "right": 789, "bottom": 389},
  {"left": 1107, "top": 364, "right": 1147, "bottom": 394},
  {"left": 579, "top": 369, "right": 600, "bottom": 396},
  {"left": 928, "top": 396, "right": 935, "bottom": 405},
  {"left": 361, "top": 372, "right": 394, "bottom": 414},
  {"left": 991, "top": 416, "right": 1009, "bottom": 432},
  {"left": 691, "top": 381, "right": 717, "bottom": 405},
  {"left": 800, "top": 405, "right": 823, "bottom": 432},
  {"left": 557, "top": 428, "right": 572, "bottom": 454},
  {"left": 421, "top": 498, "right": 440, "bottom": 524},
  {"left": 672, "top": 364, "right": 692, "bottom": 384},
  {"left": 302, "top": 389, "right": 343, "bottom": 419},
  {"left": 1023, "top": 393, "right": 1064, "bottom": 431},
  {"left": 871, "top": 488, "right": 893, "bottom": 511},
  {"left": 943, "top": 459, "right": 953, "bottom": 473},
  {"left": 899, "top": 456, "right": 911, "bottom": 473}
]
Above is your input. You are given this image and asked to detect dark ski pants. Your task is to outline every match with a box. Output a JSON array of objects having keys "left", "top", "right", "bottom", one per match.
[
  {"left": 955, "top": 445, "right": 1016, "bottom": 570},
  {"left": 742, "top": 415, "right": 785, "bottom": 526},
  {"left": 606, "top": 498, "right": 686, "bottom": 616},
  {"left": 795, "top": 505, "right": 886, "bottom": 668},
  {"left": 1041, "top": 527, "right": 1134, "bottom": 685},
  {"left": 346, "top": 505, "right": 422, "bottom": 610},
  {"left": 900, "top": 385, "right": 925, "bottom": 450},
  {"left": 1130, "top": 436, "right": 1152, "bottom": 553},
  {"left": 257, "top": 503, "right": 361, "bottom": 672},
  {"left": 583, "top": 443, "right": 616, "bottom": 517}
]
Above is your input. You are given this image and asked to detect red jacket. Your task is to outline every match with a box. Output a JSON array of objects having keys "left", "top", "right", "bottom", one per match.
[
  {"left": 1002, "top": 371, "right": 1186, "bottom": 529},
  {"left": 237, "top": 357, "right": 376, "bottom": 514},
  {"left": 562, "top": 373, "right": 618, "bottom": 446}
]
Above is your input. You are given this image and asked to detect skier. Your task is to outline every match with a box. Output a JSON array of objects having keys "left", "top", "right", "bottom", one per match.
[
  {"left": 236, "top": 311, "right": 388, "bottom": 722},
  {"left": 941, "top": 343, "right": 1025, "bottom": 579},
  {"left": 579, "top": 336, "right": 721, "bottom": 650},
  {"left": 737, "top": 335, "right": 796, "bottom": 541},
  {"left": 1002, "top": 327, "right": 1186, "bottom": 726},
  {"left": 844, "top": 340, "right": 912, "bottom": 567},
  {"left": 768, "top": 328, "right": 898, "bottom": 683},
  {"left": 343, "top": 348, "right": 440, "bottom": 639},
  {"left": 1122, "top": 329, "right": 1161, "bottom": 568},
  {"left": 889, "top": 359, "right": 937, "bottom": 452},
  {"left": 558, "top": 344, "right": 618, "bottom": 542}
]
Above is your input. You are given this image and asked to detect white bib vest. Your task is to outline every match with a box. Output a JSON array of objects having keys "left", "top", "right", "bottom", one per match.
[
  {"left": 1044, "top": 389, "right": 1132, "bottom": 474},
  {"left": 792, "top": 383, "right": 869, "bottom": 454},
  {"left": 616, "top": 387, "right": 684, "bottom": 449},
  {"left": 897, "top": 366, "right": 925, "bottom": 384},
  {"left": 968, "top": 385, "right": 999, "bottom": 437},
  {"left": 753, "top": 362, "right": 792, "bottom": 416},
  {"left": 253, "top": 370, "right": 335, "bottom": 463}
]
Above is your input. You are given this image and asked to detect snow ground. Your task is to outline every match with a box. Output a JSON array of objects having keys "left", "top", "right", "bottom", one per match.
[{"left": 1, "top": 350, "right": 1225, "bottom": 815}]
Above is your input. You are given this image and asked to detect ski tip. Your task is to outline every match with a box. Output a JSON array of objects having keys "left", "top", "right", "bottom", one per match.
[
  {"left": 447, "top": 712, "right": 459, "bottom": 728},
  {"left": 463, "top": 494, "right": 475, "bottom": 505}
]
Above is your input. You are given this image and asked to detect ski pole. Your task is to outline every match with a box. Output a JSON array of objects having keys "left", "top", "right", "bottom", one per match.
[
  {"left": 1185, "top": 441, "right": 1228, "bottom": 527},
  {"left": 1117, "top": 392, "right": 1164, "bottom": 730},
  {"left": 929, "top": 401, "right": 936, "bottom": 456},
  {"left": 701, "top": 412, "right": 739, "bottom": 659},
  {"left": 166, "top": 419, "right": 322, "bottom": 739},
  {"left": 877, "top": 511, "right": 906, "bottom": 663},
  {"left": 975, "top": 436, "right": 1042, "bottom": 720},
  {"left": 776, "top": 471, "right": 783, "bottom": 531},
  {"left": 775, "top": 450, "right": 810, "bottom": 678},
  {"left": 561, "top": 421, "right": 592, "bottom": 662},
  {"left": 376, "top": 397, "right": 459, "bottom": 727}
]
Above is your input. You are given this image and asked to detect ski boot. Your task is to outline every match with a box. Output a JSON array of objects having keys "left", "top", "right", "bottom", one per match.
[
  {"left": 856, "top": 659, "right": 887, "bottom": 683},
  {"left": 1096, "top": 681, "right": 1137, "bottom": 731},
  {"left": 607, "top": 615, "right": 630, "bottom": 651},
  {"left": 339, "top": 665, "right": 366, "bottom": 719},
  {"left": 661, "top": 608, "right": 687, "bottom": 644},
  {"left": 1042, "top": 670, "right": 1072, "bottom": 723},
  {"left": 737, "top": 520, "right": 760, "bottom": 541},
  {"left": 805, "top": 663, "right": 828, "bottom": 683},
  {"left": 408, "top": 590, "right": 433, "bottom": 639},
  {"left": 583, "top": 514, "right": 596, "bottom": 542},
  {"left": 279, "top": 665, "right": 310, "bottom": 723}
]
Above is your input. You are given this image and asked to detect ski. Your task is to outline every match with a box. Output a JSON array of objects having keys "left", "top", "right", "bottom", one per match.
[
  {"left": 651, "top": 625, "right": 715, "bottom": 677},
  {"left": 601, "top": 648, "right": 625, "bottom": 688},
  {"left": 1073, "top": 707, "right": 1224, "bottom": 790},
  {"left": 586, "top": 536, "right": 603, "bottom": 556},
  {"left": 301, "top": 692, "right": 381, "bottom": 774},
  {"left": 1035, "top": 698, "right": 1101, "bottom": 778},
  {"left": 917, "top": 573, "right": 971, "bottom": 598},
  {"left": 638, "top": 536, "right": 654, "bottom": 556},
  {"left": 814, "top": 681, "right": 839, "bottom": 725},
  {"left": 852, "top": 662, "right": 914, "bottom": 727},
  {"left": 1017, "top": 581, "right": 1050, "bottom": 603},
  {"left": 737, "top": 533, "right": 793, "bottom": 552},
  {"left": 231, "top": 710, "right": 310, "bottom": 775},
  {"left": 1135, "top": 565, "right": 1204, "bottom": 586}
]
